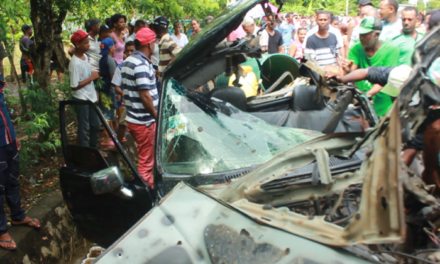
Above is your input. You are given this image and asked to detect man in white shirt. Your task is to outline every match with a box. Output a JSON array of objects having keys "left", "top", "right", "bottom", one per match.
[
  {"left": 242, "top": 16, "right": 269, "bottom": 51},
  {"left": 379, "top": 0, "right": 402, "bottom": 41},
  {"left": 303, "top": 11, "right": 346, "bottom": 58}
]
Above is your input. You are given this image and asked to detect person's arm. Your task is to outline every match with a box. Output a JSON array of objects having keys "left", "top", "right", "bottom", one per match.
[
  {"left": 338, "top": 46, "right": 346, "bottom": 60},
  {"left": 278, "top": 45, "right": 284, "bottom": 53},
  {"left": 326, "top": 68, "right": 368, "bottom": 82},
  {"left": 72, "top": 72, "right": 99, "bottom": 91},
  {"left": 343, "top": 45, "right": 359, "bottom": 73},
  {"left": 139, "top": 90, "right": 157, "bottom": 119},
  {"left": 136, "top": 64, "right": 157, "bottom": 119},
  {"left": 367, "top": 84, "right": 383, "bottom": 96},
  {"left": 70, "top": 61, "right": 99, "bottom": 91},
  {"left": 289, "top": 42, "right": 297, "bottom": 57},
  {"left": 170, "top": 43, "right": 183, "bottom": 58}
]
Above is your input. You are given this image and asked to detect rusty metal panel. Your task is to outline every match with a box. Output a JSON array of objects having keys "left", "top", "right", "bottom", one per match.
[{"left": 94, "top": 183, "right": 376, "bottom": 264}]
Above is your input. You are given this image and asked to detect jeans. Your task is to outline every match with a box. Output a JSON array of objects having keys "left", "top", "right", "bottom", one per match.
[
  {"left": 20, "top": 58, "right": 30, "bottom": 84},
  {"left": 127, "top": 122, "right": 156, "bottom": 188},
  {"left": 0, "top": 141, "right": 26, "bottom": 236},
  {"left": 73, "top": 98, "right": 100, "bottom": 148}
]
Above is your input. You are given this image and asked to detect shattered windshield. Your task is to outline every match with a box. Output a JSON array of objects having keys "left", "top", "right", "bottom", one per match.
[{"left": 160, "top": 78, "right": 322, "bottom": 175}]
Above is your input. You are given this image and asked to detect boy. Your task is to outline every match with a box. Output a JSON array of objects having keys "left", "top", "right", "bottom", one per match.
[
  {"left": 98, "top": 38, "right": 118, "bottom": 147},
  {"left": 69, "top": 30, "right": 100, "bottom": 147},
  {"left": 112, "top": 41, "right": 135, "bottom": 145}
]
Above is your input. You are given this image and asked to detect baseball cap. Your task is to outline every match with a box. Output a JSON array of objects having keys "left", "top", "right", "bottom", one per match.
[
  {"left": 99, "top": 25, "right": 111, "bottom": 34},
  {"left": 358, "top": 0, "right": 373, "bottom": 6},
  {"left": 153, "top": 16, "right": 170, "bottom": 28},
  {"left": 99, "top": 38, "right": 115, "bottom": 55},
  {"left": 429, "top": 10, "right": 440, "bottom": 30},
  {"left": 21, "top": 24, "right": 33, "bottom": 33},
  {"left": 135, "top": 28, "right": 156, "bottom": 45},
  {"left": 358, "top": 16, "right": 382, "bottom": 34},
  {"left": 71, "top": 30, "right": 89, "bottom": 46},
  {"left": 85, "top": 19, "right": 101, "bottom": 32},
  {"left": 381, "top": 65, "right": 413, "bottom": 97}
]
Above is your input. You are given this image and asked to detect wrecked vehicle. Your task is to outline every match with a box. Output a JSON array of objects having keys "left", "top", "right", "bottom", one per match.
[
  {"left": 60, "top": 0, "right": 440, "bottom": 263},
  {"left": 59, "top": 0, "right": 376, "bottom": 247}
]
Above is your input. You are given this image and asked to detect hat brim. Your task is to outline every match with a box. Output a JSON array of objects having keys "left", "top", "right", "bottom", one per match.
[
  {"left": 99, "top": 48, "right": 110, "bottom": 55},
  {"left": 381, "top": 84, "right": 400, "bottom": 97},
  {"left": 358, "top": 27, "right": 374, "bottom": 35}
]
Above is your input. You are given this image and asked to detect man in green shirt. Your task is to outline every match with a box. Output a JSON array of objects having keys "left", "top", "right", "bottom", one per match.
[
  {"left": 391, "top": 6, "right": 424, "bottom": 66},
  {"left": 343, "top": 16, "right": 399, "bottom": 116}
]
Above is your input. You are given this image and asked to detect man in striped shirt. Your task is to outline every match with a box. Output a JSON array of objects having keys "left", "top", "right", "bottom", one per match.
[
  {"left": 152, "top": 16, "right": 182, "bottom": 82},
  {"left": 121, "top": 28, "right": 158, "bottom": 188},
  {"left": 304, "top": 11, "right": 342, "bottom": 69}
]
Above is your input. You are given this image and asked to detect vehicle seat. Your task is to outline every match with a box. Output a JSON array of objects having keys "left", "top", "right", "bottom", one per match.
[
  {"left": 209, "top": 86, "right": 248, "bottom": 111},
  {"left": 291, "top": 85, "right": 327, "bottom": 111}
]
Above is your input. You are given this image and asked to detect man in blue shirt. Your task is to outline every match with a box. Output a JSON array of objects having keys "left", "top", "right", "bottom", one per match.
[
  {"left": 279, "top": 12, "right": 295, "bottom": 55},
  {"left": 0, "top": 42, "right": 41, "bottom": 251}
]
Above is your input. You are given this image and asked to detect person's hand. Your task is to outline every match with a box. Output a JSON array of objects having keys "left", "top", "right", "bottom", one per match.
[
  {"left": 341, "top": 58, "right": 353, "bottom": 73},
  {"left": 91, "top": 71, "right": 99, "bottom": 80},
  {"left": 16, "top": 139, "right": 21, "bottom": 151},
  {"left": 154, "top": 70, "right": 159, "bottom": 78},
  {"left": 325, "top": 71, "right": 341, "bottom": 81}
]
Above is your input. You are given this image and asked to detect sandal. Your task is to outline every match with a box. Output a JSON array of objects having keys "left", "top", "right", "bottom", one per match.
[
  {"left": 12, "top": 217, "right": 41, "bottom": 229},
  {"left": 0, "top": 238, "right": 17, "bottom": 251}
]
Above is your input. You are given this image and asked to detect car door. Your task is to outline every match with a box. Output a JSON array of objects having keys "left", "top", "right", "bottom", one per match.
[{"left": 59, "top": 100, "right": 154, "bottom": 247}]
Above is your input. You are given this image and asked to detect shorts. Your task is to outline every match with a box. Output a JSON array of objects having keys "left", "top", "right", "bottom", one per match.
[
  {"left": 407, "top": 109, "right": 440, "bottom": 151},
  {"left": 50, "top": 61, "right": 59, "bottom": 71},
  {"left": 116, "top": 95, "right": 123, "bottom": 108},
  {"left": 99, "top": 92, "right": 116, "bottom": 122}
]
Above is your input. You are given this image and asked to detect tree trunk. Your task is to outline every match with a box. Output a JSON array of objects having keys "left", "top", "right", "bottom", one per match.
[
  {"left": 29, "top": 0, "right": 67, "bottom": 94},
  {"left": 29, "top": 0, "right": 67, "bottom": 143}
]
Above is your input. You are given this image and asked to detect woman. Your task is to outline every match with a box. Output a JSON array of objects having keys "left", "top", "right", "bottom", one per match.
[
  {"left": 190, "top": 19, "right": 202, "bottom": 39},
  {"left": 110, "top": 14, "right": 127, "bottom": 64},
  {"left": 171, "top": 21, "right": 189, "bottom": 47},
  {"left": 289, "top": 28, "right": 307, "bottom": 62}
]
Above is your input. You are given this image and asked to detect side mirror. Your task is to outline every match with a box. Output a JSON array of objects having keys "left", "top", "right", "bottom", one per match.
[{"left": 90, "top": 166, "right": 133, "bottom": 199}]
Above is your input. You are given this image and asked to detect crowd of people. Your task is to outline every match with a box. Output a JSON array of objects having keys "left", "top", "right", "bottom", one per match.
[{"left": 1, "top": 0, "right": 440, "bottom": 252}]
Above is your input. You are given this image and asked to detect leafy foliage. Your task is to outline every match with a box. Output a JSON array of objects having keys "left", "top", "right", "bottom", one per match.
[
  {"left": 13, "top": 79, "right": 72, "bottom": 170},
  {"left": 283, "top": 0, "right": 381, "bottom": 16}
]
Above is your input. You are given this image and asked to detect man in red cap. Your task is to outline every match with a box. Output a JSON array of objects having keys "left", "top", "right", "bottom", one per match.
[
  {"left": 121, "top": 28, "right": 158, "bottom": 188},
  {"left": 69, "top": 30, "right": 100, "bottom": 148}
]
